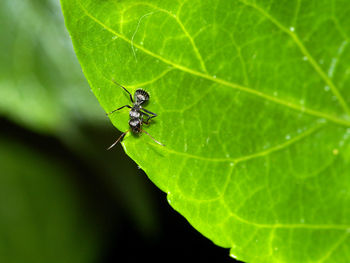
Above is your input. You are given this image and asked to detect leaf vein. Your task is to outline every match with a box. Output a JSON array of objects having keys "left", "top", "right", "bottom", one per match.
[
  {"left": 78, "top": 1, "right": 350, "bottom": 127},
  {"left": 165, "top": 122, "right": 323, "bottom": 164},
  {"left": 237, "top": 0, "right": 350, "bottom": 116},
  {"left": 317, "top": 232, "right": 349, "bottom": 262},
  {"left": 219, "top": 197, "right": 350, "bottom": 231}
]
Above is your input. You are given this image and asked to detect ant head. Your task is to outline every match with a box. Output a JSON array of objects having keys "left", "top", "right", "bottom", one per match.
[{"left": 134, "top": 89, "right": 149, "bottom": 105}]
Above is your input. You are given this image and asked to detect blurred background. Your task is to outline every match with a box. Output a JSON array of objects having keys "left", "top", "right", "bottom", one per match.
[{"left": 0, "top": 0, "right": 238, "bottom": 262}]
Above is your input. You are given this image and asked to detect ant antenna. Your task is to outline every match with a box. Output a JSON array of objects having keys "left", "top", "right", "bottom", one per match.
[
  {"left": 112, "top": 78, "right": 134, "bottom": 103},
  {"left": 107, "top": 130, "right": 130, "bottom": 150},
  {"left": 111, "top": 78, "right": 124, "bottom": 88},
  {"left": 142, "top": 130, "right": 165, "bottom": 146}
]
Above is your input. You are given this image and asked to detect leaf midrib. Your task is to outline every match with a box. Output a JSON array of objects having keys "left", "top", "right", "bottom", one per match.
[{"left": 77, "top": 1, "right": 350, "bottom": 128}]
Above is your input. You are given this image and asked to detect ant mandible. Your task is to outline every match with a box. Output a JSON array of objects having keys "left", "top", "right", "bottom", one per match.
[{"left": 106, "top": 80, "right": 165, "bottom": 149}]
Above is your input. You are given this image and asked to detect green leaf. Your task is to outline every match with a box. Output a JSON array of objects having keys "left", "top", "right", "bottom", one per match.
[
  {"left": 60, "top": 0, "right": 350, "bottom": 262},
  {"left": 0, "top": 137, "right": 101, "bottom": 263}
]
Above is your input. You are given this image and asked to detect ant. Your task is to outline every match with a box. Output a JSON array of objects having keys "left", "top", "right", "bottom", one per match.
[{"left": 106, "top": 80, "right": 164, "bottom": 149}]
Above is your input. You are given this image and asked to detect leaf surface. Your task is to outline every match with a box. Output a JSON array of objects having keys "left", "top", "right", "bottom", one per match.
[{"left": 61, "top": 0, "right": 350, "bottom": 262}]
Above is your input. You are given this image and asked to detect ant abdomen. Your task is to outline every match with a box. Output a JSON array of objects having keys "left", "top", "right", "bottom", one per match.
[{"left": 129, "top": 118, "right": 141, "bottom": 133}]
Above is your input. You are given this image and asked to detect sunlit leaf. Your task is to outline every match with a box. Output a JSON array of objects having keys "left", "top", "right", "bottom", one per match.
[{"left": 61, "top": 0, "right": 350, "bottom": 262}]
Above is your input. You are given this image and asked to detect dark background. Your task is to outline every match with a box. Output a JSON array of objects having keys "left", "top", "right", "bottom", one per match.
[
  {"left": 0, "top": 0, "right": 241, "bottom": 262},
  {"left": 0, "top": 117, "right": 239, "bottom": 263}
]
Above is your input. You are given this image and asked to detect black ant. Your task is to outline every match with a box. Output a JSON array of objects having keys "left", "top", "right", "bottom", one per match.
[{"left": 106, "top": 80, "right": 164, "bottom": 149}]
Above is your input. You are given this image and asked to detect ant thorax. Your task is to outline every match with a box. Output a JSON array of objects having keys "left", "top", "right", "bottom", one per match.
[{"left": 129, "top": 106, "right": 141, "bottom": 118}]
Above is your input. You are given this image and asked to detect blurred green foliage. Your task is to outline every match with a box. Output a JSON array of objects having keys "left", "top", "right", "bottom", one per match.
[
  {"left": 0, "top": 0, "right": 104, "bottom": 136},
  {"left": 0, "top": 138, "right": 100, "bottom": 263},
  {"left": 0, "top": 0, "right": 159, "bottom": 262}
]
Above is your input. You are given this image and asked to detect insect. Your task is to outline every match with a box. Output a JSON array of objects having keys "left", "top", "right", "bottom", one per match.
[{"left": 106, "top": 80, "right": 164, "bottom": 149}]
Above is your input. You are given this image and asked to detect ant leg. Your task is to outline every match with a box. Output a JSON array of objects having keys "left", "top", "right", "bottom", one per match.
[
  {"left": 106, "top": 105, "right": 131, "bottom": 116},
  {"left": 141, "top": 108, "right": 157, "bottom": 123},
  {"left": 107, "top": 130, "right": 130, "bottom": 150},
  {"left": 112, "top": 79, "right": 134, "bottom": 103},
  {"left": 141, "top": 108, "right": 157, "bottom": 117},
  {"left": 142, "top": 130, "right": 165, "bottom": 146},
  {"left": 141, "top": 112, "right": 152, "bottom": 124}
]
